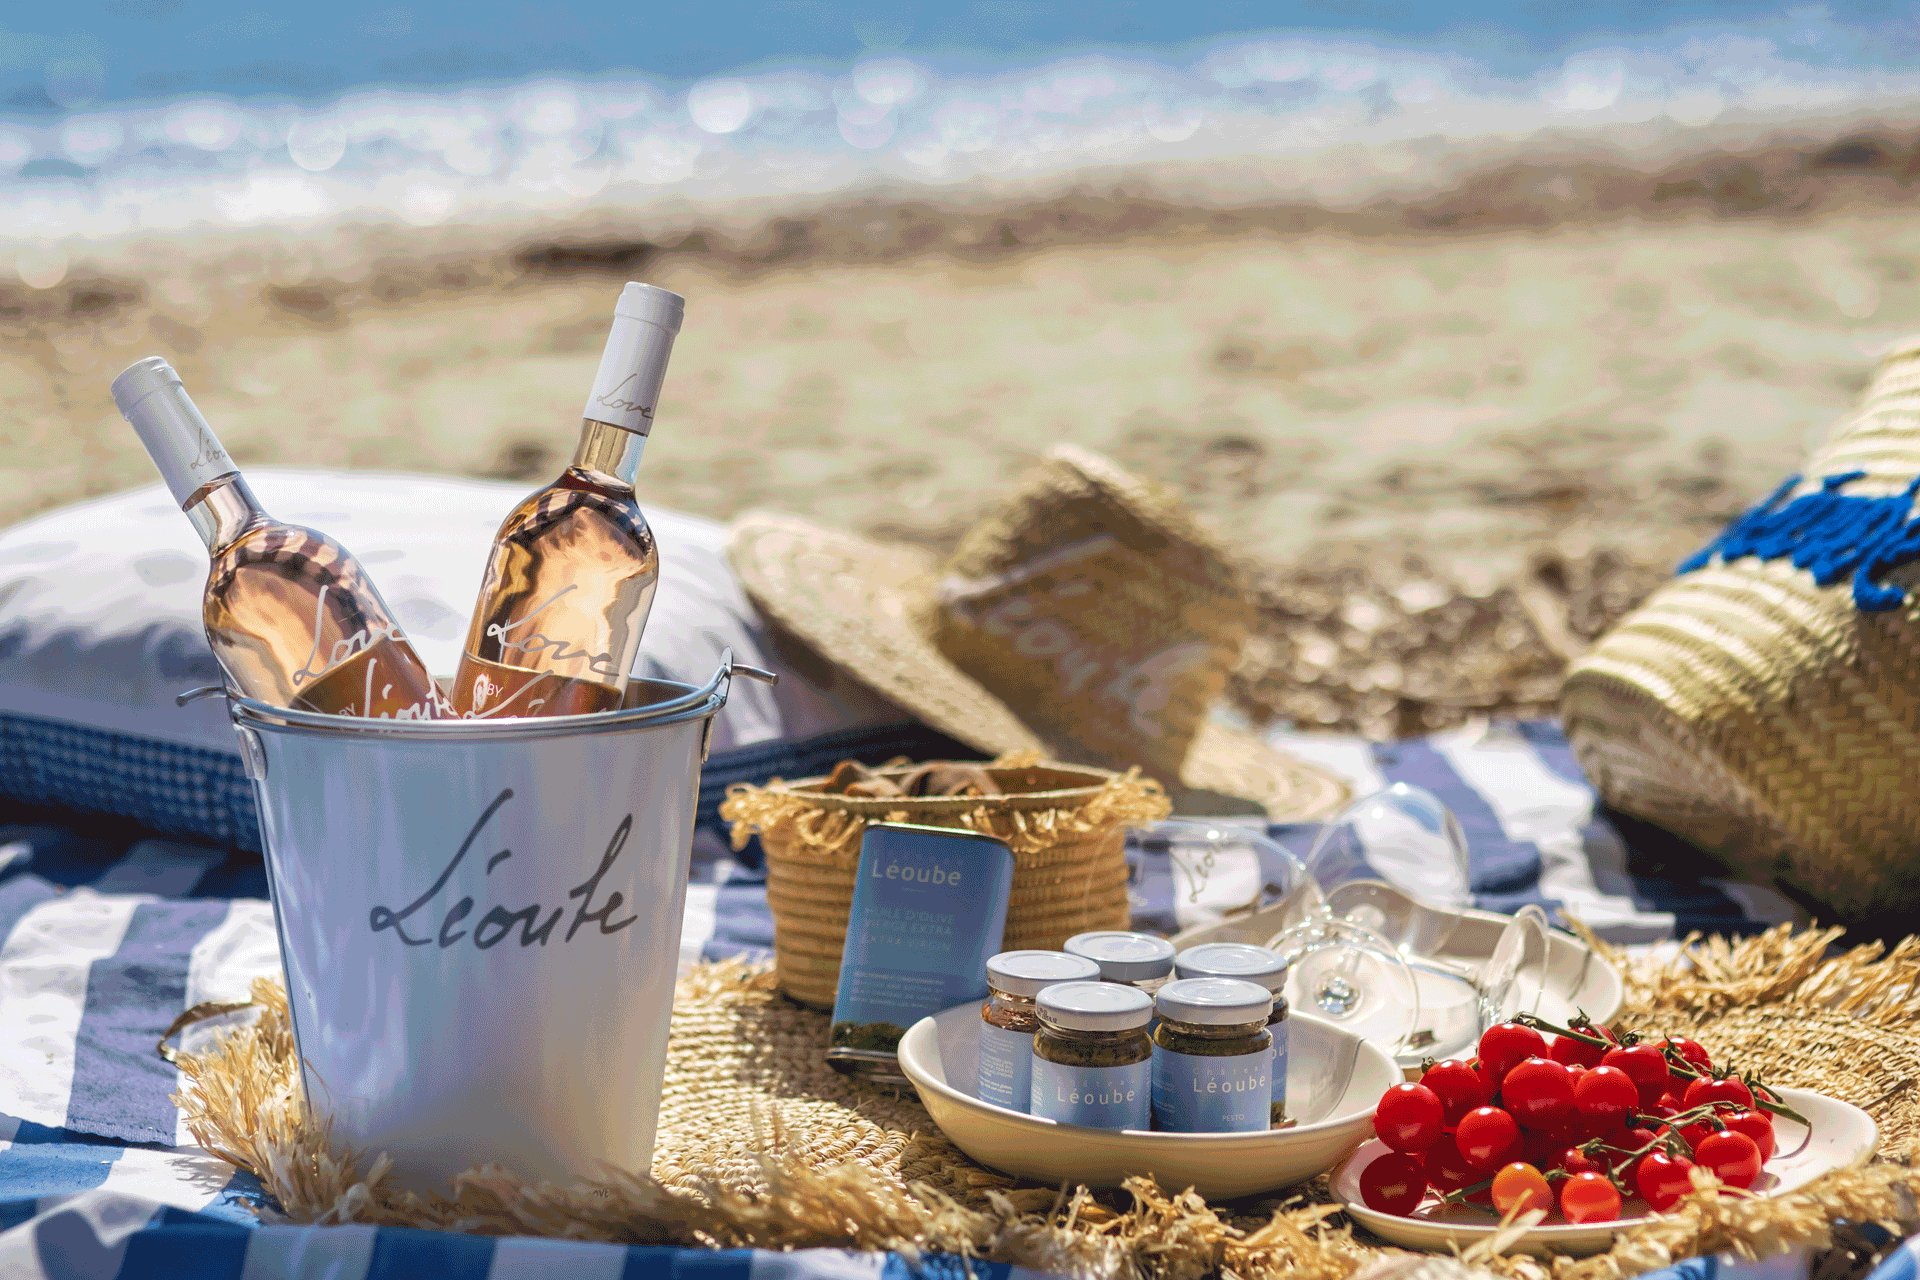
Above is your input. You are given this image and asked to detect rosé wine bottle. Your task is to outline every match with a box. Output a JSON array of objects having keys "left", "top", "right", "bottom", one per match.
[
  {"left": 452, "top": 282, "right": 682, "bottom": 719},
  {"left": 112, "top": 357, "right": 448, "bottom": 720}
]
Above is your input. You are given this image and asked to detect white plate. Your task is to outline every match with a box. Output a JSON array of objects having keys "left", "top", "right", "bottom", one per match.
[
  {"left": 897, "top": 1003, "right": 1401, "bottom": 1199},
  {"left": 1171, "top": 894, "right": 1625, "bottom": 1068},
  {"left": 1331, "top": 1087, "right": 1879, "bottom": 1257}
]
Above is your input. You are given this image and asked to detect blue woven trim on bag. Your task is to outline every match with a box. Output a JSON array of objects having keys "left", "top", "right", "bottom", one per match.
[
  {"left": 0, "top": 711, "right": 261, "bottom": 853},
  {"left": 1678, "top": 471, "right": 1920, "bottom": 611}
]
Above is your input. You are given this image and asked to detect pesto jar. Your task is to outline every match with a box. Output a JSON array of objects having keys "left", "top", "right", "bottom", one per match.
[
  {"left": 1063, "top": 931, "right": 1175, "bottom": 999},
  {"left": 1029, "top": 981, "right": 1153, "bottom": 1130},
  {"left": 1150, "top": 977, "right": 1273, "bottom": 1133},
  {"left": 977, "top": 950, "right": 1101, "bottom": 1113},
  {"left": 1174, "top": 942, "right": 1290, "bottom": 1125}
]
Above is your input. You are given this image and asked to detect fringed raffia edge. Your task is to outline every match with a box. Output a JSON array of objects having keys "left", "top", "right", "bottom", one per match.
[
  {"left": 718, "top": 750, "right": 1172, "bottom": 865},
  {"left": 170, "top": 967, "right": 1380, "bottom": 1280},
  {"left": 1570, "top": 920, "right": 1920, "bottom": 1028},
  {"left": 173, "top": 933, "right": 1920, "bottom": 1280}
]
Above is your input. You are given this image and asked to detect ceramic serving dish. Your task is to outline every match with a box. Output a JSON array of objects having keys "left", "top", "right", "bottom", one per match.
[
  {"left": 897, "top": 1003, "right": 1400, "bottom": 1199},
  {"left": 1332, "top": 1086, "right": 1878, "bottom": 1257},
  {"left": 1171, "top": 888, "right": 1626, "bottom": 1068}
]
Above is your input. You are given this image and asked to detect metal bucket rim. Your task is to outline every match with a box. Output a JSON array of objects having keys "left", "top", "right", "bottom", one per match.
[{"left": 227, "top": 655, "right": 747, "bottom": 742}]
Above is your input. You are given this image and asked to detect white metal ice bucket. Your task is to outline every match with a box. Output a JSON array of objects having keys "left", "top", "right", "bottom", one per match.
[{"left": 219, "top": 654, "right": 768, "bottom": 1190}]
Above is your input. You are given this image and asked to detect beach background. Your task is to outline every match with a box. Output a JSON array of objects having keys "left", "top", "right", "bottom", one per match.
[{"left": 7, "top": 3, "right": 1920, "bottom": 737}]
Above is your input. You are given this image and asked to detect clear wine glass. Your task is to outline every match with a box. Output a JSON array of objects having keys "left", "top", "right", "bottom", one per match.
[
  {"left": 1302, "top": 782, "right": 1473, "bottom": 950},
  {"left": 1142, "top": 818, "right": 1423, "bottom": 1056},
  {"left": 1266, "top": 915, "right": 1423, "bottom": 1053},
  {"left": 1139, "top": 785, "right": 1550, "bottom": 1064},
  {"left": 1303, "top": 785, "right": 1548, "bottom": 1060}
]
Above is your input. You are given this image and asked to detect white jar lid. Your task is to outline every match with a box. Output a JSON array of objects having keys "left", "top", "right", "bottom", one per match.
[
  {"left": 986, "top": 950, "right": 1101, "bottom": 998},
  {"left": 1035, "top": 980, "right": 1153, "bottom": 1032},
  {"left": 1154, "top": 977, "right": 1274, "bottom": 1026},
  {"left": 1063, "top": 931, "right": 1175, "bottom": 982},
  {"left": 1174, "top": 942, "right": 1288, "bottom": 994}
]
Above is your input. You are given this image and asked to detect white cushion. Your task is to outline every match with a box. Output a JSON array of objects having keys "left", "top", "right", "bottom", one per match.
[{"left": 0, "top": 467, "right": 903, "bottom": 765}]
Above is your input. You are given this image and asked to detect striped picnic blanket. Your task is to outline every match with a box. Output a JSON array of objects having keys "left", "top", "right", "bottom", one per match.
[{"left": 0, "top": 718, "right": 1811, "bottom": 1278}]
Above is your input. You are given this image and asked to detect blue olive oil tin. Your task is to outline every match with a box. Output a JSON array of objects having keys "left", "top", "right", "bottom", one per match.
[{"left": 826, "top": 821, "right": 1016, "bottom": 1085}]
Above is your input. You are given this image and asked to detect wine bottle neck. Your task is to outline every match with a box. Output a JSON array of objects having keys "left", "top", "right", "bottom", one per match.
[
  {"left": 571, "top": 418, "right": 647, "bottom": 487},
  {"left": 581, "top": 282, "right": 683, "bottom": 435},
  {"left": 185, "top": 474, "right": 270, "bottom": 551},
  {"left": 111, "top": 356, "right": 242, "bottom": 508}
]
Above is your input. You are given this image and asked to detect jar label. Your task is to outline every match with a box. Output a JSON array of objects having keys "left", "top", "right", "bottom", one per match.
[
  {"left": 828, "top": 826, "right": 1016, "bottom": 1057},
  {"left": 1152, "top": 1047, "right": 1271, "bottom": 1133},
  {"left": 1030, "top": 1057, "right": 1151, "bottom": 1130},
  {"left": 976, "top": 1022, "right": 1033, "bottom": 1111}
]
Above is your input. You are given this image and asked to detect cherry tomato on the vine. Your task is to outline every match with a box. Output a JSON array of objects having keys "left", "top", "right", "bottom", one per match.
[
  {"left": 1601, "top": 1043, "right": 1673, "bottom": 1109},
  {"left": 1561, "top": 1170, "right": 1624, "bottom": 1223},
  {"left": 1663, "top": 1114, "right": 1715, "bottom": 1154},
  {"left": 1478, "top": 1023, "right": 1549, "bottom": 1088},
  {"left": 1523, "top": 1120, "right": 1580, "bottom": 1169},
  {"left": 1683, "top": 1075, "right": 1755, "bottom": 1113},
  {"left": 1558, "top": 1145, "right": 1609, "bottom": 1177},
  {"left": 1607, "top": 1125, "right": 1659, "bottom": 1185},
  {"left": 1635, "top": 1151, "right": 1698, "bottom": 1211},
  {"left": 1360, "top": 1152, "right": 1428, "bottom": 1216},
  {"left": 1374, "top": 1083, "right": 1445, "bottom": 1153},
  {"left": 1657, "top": 1036, "right": 1713, "bottom": 1074},
  {"left": 1490, "top": 1162, "right": 1554, "bottom": 1217},
  {"left": 1419, "top": 1059, "right": 1487, "bottom": 1127},
  {"left": 1471, "top": 1057, "right": 1498, "bottom": 1098},
  {"left": 1549, "top": 1024, "right": 1616, "bottom": 1069},
  {"left": 1504, "top": 1057, "right": 1576, "bottom": 1129},
  {"left": 1456, "top": 1106, "right": 1523, "bottom": 1171},
  {"left": 1573, "top": 1064, "right": 1639, "bottom": 1130},
  {"left": 1694, "top": 1130, "right": 1763, "bottom": 1189},
  {"left": 1422, "top": 1131, "right": 1480, "bottom": 1192},
  {"left": 1721, "top": 1109, "right": 1776, "bottom": 1162}
]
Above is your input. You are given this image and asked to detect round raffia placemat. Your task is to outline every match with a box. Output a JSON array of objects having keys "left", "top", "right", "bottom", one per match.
[{"left": 174, "top": 924, "right": 1920, "bottom": 1280}]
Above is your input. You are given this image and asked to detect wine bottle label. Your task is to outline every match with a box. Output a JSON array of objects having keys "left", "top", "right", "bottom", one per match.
[
  {"left": 975, "top": 1022, "right": 1035, "bottom": 1112},
  {"left": 111, "top": 357, "right": 238, "bottom": 506},
  {"left": 583, "top": 287, "right": 682, "bottom": 434},
  {"left": 1150, "top": 1047, "right": 1271, "bottom": 1133},
  {"left": 1030, "top": 1058, "right": 1151, "bottom": 1130},
  {"left": 291, "top": 635, "right": 446, "bottom": 720},
  {"left": 455, "top": 652, "right": 623, "bottom": 719}
]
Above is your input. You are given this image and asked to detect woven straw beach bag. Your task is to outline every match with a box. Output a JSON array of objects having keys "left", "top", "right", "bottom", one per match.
[
  {"left": 720, "top": 758, "right": 1170, "bottom": 1008},
  {"left": 1562, "top": 336, "right": 1920, "bottom": 930}
]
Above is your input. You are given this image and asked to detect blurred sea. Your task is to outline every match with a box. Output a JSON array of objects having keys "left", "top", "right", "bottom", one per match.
[{"left": 7, "top": 7, "right": 1920, "bottom": 283}]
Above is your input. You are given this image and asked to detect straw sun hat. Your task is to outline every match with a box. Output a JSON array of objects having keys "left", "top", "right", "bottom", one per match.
[{"left": 726, "top": 445, "right": 1350, "bottom": 820}]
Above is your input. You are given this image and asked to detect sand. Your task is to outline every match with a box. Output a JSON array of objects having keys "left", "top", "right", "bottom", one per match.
[{"left": 9, "top": 128, "right": 1920, "bottom": 733}]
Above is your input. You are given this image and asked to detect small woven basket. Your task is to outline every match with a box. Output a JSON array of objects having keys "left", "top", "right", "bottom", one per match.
[
  {"left": 719, "top": 756, "right": 1171, "bottom": 1008},
  {"left": 1562, "top": 335, "right": 1920, "bottom": 928}
]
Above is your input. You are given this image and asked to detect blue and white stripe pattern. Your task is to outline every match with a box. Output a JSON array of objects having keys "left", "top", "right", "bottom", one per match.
[
  {"left": 0, "top": 1195, "right": 1047, "bottom": 1280},
  {"left": 0, "top": 717, "right": 1813, "bottom": 1278}
]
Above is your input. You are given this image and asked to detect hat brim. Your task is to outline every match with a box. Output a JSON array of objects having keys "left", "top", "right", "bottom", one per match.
[{"left": 727, "top": 512, "right": 1351, "bottom": 822}]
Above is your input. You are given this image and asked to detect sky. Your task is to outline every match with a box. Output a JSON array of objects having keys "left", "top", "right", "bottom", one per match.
[{"left": 6, "top": 1, "right": 1918, "bottom": 112}]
